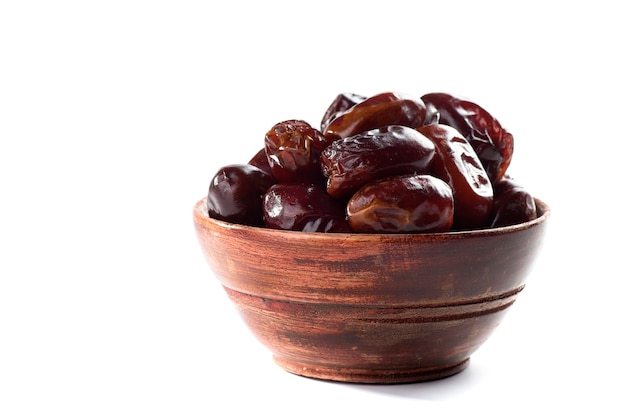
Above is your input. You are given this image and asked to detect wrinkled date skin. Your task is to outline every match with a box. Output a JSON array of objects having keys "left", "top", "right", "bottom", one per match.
[
  {"left": 320, "top": 92, "right": 367, "bottom": 133},
  {"left": 263, "top": 183, "right": 350, "bottom": 232},
  {"left": 418, "top": 124, "right": 493, "bottom": 230},
  {"left": 490, "top": 176, "right": 537, "bottom": 227},
  {"left": 205, "top": 91, "right": 532, "bottom": 232},
  {"left": 323, "top": 92, "right": 428, "bottom": 140},
  {"left": 264, "top": 120, "right": 329, "bottom": 185},
  {"left": 347, "top": 174, "right": 454, "bottom": 233},
  {"left": 321, "top": 125, "right": 435, "bottom": 199},
  {"left": 207, "top": 164, "right": 276, "bottom": 226},
  {"left": 421, "top": 92, "right": 514, "bottom": 183}
]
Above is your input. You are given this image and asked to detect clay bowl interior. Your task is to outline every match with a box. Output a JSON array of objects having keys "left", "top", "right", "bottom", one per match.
[{"left": 193, "top": 198, "right": 550, "bottom": 384}]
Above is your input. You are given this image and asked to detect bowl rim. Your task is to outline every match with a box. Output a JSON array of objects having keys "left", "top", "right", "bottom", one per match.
[{"left": 193, "top": 197, "right": 550, "bottom": 241}]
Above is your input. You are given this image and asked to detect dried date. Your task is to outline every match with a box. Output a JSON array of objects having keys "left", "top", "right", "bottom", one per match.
[
  {"left": 421, "top": 92, "right": 514, "bottom": 183},
  {"left": 207, "top": 164, "right": 276, "bottom": 226},
  {"left": 490, "top": 176, "right": 537, "bottom": 227},
  {"left": 264, "top": 120, "right": 329, "bottom": 185},
  {"left": 418, "top": 124, "right": 493, "bottom": 230},
  {"left": 320, "top": 92, "right": 367, "bottom": 133},
  {"left": 347, "top": 174, "right": 454, "bottom": 233},
  {"left": 321, "top": 125, "right": 435, "bottom": 199},
  {"left": 263, "top": 183, "right": 350, "bottom": 232},
  {"left": 323, "top": 92, "right": 428, "bottom": 140},
  {"left": 248, "top": 148, "right": 274, "bottom": 178}
]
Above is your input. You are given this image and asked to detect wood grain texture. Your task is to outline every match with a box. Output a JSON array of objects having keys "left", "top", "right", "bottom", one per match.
[{"left": 193, "top": 198, "right": 550, "bottom": 383}]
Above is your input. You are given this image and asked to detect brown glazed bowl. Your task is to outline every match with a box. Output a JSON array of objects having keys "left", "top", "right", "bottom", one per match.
[{"left": 193, "top": 197, "right": 550, "bottom": 384}]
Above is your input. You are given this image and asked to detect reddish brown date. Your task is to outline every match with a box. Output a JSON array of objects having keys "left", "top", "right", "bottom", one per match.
[
  {"left": 323, "top": 92, "right": 428, "bottom": 140},
  {"left": 207, "top": 164, "right": 276, "bottom": 226},
  {"left": 418, "top": 124, "right": 493, "bottom": 230},
  {"left": 248, "top": 148, "right": 274, "bottom": 178},
  {"left": 264, "top": 120, "right": 329, "bottom": 185},
  {"left": 321, "top": 125, "right": 435, "bottom": 199},
  {"left": 421, "top": 92, "right": 514, "bottom": 183},
  {"left": 263, "top": 183, "right": 350, "bottom": 232},
  {"left": 490, "top": 176, "right": 537, "bottom": 227},
  {"left": 320, "top": 92, "right": 367, "bottom": 133},
  {"left": 347, "top": 174, "right": 454, "bottom": 234}
]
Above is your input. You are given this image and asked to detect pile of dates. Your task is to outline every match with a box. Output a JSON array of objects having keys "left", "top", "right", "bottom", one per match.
[{"left": 206, "top": 92, "right": 537, "bottom": 233}]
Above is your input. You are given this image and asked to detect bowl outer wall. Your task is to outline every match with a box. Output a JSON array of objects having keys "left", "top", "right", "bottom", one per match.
[{"left": 193, "top": 198, "right": 550, "bottom": 307}]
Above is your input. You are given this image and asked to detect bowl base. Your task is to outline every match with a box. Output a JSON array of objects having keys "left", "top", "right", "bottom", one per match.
[{"left": 273, "top": 356, "right": 470, "bottom": 384}]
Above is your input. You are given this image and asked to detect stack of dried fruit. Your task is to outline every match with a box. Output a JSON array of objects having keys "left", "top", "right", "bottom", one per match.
[{"left": 206, "top": 92, "right": 537, "bottom": 233}]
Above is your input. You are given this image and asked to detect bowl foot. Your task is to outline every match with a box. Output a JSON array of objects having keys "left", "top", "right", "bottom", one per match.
[{"left": 273, "top": 356, "right": 470, "bottom": 384}]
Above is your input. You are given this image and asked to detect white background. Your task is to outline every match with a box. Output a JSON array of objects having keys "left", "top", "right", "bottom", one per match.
[{"left": 1, "top": 1, "right": 624, "bottom": 415}]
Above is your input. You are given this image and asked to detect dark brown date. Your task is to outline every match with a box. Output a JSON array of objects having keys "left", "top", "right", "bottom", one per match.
[
  {"left": 321, "top": 125, "right": 435, "bottom": 199},
  {"left": 347, "top": 174, "right": 454, "bottom": 233},
  {"left": 418, "top": 124, "right": 493, "bottom": 230},
  {"left": 421, "top": 92, "right": 514, "bottom": 183},
  {"left": 264, "top": 120, "right": 329, "bottom": 185},
  {"left": 320, "top": 92, "right": 367, "bottom": 133},
  {"left": 263, "top": 183, "right": 350, "bottom": 232},
  {"left": 490, "top": 176, "right": 537, "bottom": 227},
  {"left": 323, "top": 92, "right": 428, "bottom": 140},
  {"left": 248, "top": 148, "right": 274, "bottom": 178},
  {"left": 207, "top": 164, "right": 276, "bottom": 226}
]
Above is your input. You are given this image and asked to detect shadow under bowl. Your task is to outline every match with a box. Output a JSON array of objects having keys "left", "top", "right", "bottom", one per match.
[{"left": 193, "top": 198, "right": 550, "bottom": 384}]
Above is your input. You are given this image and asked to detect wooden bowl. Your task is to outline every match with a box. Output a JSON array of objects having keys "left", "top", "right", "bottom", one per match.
[{"left": 193, "top": 198, "right": 550, "bottom": 384}]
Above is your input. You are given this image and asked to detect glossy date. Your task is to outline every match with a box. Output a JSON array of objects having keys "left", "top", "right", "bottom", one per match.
[
  {"left": 347, "top": 174, "right": 454, "bottom": 233},
  {"left": 323, "top": 92, "right": 428, "bottom": 140},
  {"left": 320, "top": 92, "right": 366, "bottom": 133},
  {"left": 205, "top": 91, "right": 533, "bottom": 232},
  {"left": 207, "top": 164, "right": 276, "bottom": 226},
  {"left": 321, "top": 125, "right": 435, "bottom": 199},
  {"left": 490, "top": 176, "right": 537, "bottom": 227},
  {"left": 421, "top": 92, "right": 514, "bottom": 183},
  {"left": 418, "top": 124, "right": 493, "bottom": 230},
  {"left": 263, "top": 183, "right": 350, "bottom": 232},
  {"left": 264, "top": 120, "right": 329, "bottom": 185},
  {"left": 248, "top": 148, "right": 274, "bottom": 178}
]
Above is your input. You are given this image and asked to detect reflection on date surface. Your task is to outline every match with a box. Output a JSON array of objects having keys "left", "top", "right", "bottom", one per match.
[
  {"left": 321, "top": 125, "right": 435, "bottom": 199},
  {"left": 347, "top": 174, "right": 454, "bottom": 233},
  {"left": 206, "top": 91, "right": 536, "bottom": 234}
]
